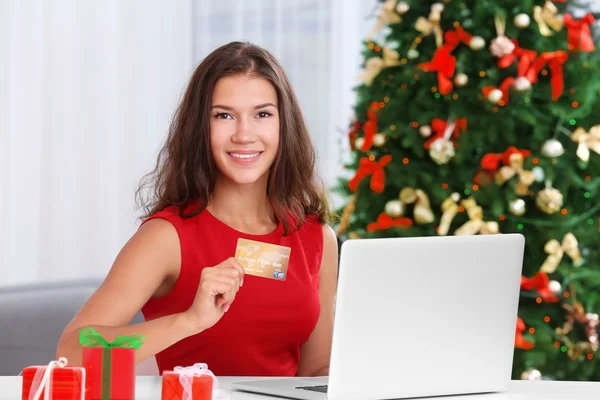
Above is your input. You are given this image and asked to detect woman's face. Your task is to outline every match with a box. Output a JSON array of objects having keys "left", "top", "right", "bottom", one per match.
[{"left": 210, "top": 75, "right": 280, "bottom": 187}]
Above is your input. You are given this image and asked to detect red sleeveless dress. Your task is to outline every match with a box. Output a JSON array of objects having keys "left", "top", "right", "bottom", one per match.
[{"left": 141, "top": 204, "right": 324, "bottom": 376}]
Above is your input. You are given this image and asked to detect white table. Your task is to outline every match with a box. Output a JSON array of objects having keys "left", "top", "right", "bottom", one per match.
[{"left": 1, "top": 376, "right": 599, "bottom": 399}]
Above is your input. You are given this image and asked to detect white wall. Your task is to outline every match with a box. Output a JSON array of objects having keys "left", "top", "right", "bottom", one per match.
[
  {"left": 0, "top": 0, "right": 194, "bottom": 287},
  {"left": 0, "top": 0, "right": 371, "bottom": 288}
]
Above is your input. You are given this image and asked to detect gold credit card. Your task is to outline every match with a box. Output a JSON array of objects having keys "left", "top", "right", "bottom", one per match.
[{"left": 235, "top": 238, "right": 291, "bottom": 281}]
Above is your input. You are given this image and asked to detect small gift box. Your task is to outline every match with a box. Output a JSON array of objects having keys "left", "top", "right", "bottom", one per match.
[
  {"left": 162, "top": 363, "right": 228, "bottom": 400},
  {"left": 79, "top": 328, "right": 145, "bottom": 400},
  {"left": 21, "top": 357, "right": 85, "bottom": 400}
]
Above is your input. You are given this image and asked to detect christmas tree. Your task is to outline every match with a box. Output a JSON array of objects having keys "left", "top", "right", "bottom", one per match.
[{"left": 335, "top": 0, "right": 600, "bottom": 381}]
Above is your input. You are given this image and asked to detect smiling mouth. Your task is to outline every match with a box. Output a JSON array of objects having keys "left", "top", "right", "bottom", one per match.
[{"left": 228, "top": 152, "right": 263, "bottom": 159}]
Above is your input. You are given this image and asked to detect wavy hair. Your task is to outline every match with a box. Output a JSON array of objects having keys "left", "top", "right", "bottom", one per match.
[{"left": 136, "top": 41, "right": 331, "bottom": 235}]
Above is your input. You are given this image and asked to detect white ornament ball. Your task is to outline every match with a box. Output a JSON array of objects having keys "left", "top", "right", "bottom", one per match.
[
  {"left": 541, "top": 139, "right": 565, "bottom": 158},
  {"left": 514, "top": 13, "right": 531, "bottom": 29},
  {"left": 396, "top": 1, "right": 410, "bottom": 15},
  {"left": 431, "top": 3, "right": 444, "bottom": 13},
  {"left": 429, "top": 138, "right": 455, "bottom": 165},
  {"left": 521, "top": 369, "right": 542, "bottom": 380},
  {"left": 532, "top": 166, "right": 545, "bottom": 182},
  {"left": 549, "top": 280, "right": 562, "bottom": 295},
  {"left": 487, "top": 89, "right": 503, "bottom": 104},
  {"left": 454, "top": 73, "right": 469, "bottom": 87},
  {"left": 373, "top": 133, "right": 386, "bottom": 147},
  {"left": 470, "top": 36, "right": 486, "bottom": 51},
  {"left": 490, "top": 36, "right": 516, "bottom": 57},
  {"left": 354, "top": 137, "right": 365, "bottom": 151},
  {"left": 509, "top": 199, "right": 526, "bottom": 216},
  {"left": 419, "top": 125, "right": 432, "bottom": 138},
  {"left": 385, "top": 200, "right": 404, "bottom": 217},
  {"left": 514, "top": 77, "right": 532, "bottom": 91},
  {"left": 407, "top": 49, "right": 419, "bottom": 59}
]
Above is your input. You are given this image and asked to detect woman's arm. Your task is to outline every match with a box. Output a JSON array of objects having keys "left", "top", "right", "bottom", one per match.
[
  {"left": 55, "top": 219, "right": 198, "bottom": 366},
  {"left": 296, "top": 224, "right": 339, "bottom": 377}
]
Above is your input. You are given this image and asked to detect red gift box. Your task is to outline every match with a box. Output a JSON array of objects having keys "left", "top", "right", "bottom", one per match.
[
  {"left": 21, "top": 357, "right": 85, "bottom": 400},
  {"left": 79, "top": 328, "right": 145, "bottom": 400},
  {"left": 161, "top": 363, "right": 230, "bottom": 400},
  {"left": 83, "top": 347, "right": 135, "bottom": 400}
]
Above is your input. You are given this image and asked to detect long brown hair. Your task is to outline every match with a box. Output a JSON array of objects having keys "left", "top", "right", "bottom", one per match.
[{"left": 136, "top": 41, "right": 331, "bottom": 235}]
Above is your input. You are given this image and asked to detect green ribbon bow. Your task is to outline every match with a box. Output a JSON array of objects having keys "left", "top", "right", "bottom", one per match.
[{"left": 79, "top": 328, "right": 145, "bottom": 400}]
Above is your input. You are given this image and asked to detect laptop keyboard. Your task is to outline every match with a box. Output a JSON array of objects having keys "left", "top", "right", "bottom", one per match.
[{"left": 295, "top": 385, "right": 328, "bottom": 393}]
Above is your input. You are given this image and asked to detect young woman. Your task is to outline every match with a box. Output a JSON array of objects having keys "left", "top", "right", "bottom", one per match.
[{"left": 56, "top": 41, "right": 338, "bottom": 378}]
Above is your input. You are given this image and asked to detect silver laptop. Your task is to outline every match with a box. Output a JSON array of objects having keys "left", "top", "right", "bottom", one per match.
[{"left": 231, "top": 234, "right": 525, "bottom": 400}]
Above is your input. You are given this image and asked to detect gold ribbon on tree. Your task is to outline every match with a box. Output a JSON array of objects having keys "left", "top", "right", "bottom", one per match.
[
  {"left": 540, "top": 233, "right": 583, "bottom": 273},
  {"left": 399, "top": 187, "right": 435, "bottom": 224},
  {"left": 438, "top": 193, "right": 461, "bottom": 236},
  {"left": 454, "top": 198, "right": 499, "bottom": 235},
  {"left": 360, "top": 47, "right": 401, "bottom": 86},
  {"left": 368, "top": 0, "right": 402, "bottom": 38},
  {"left": 533, "top": 0, "right": 564, "bottom": 37},
  {"left": 495, "top": 152, "right": 536, "bottom": 196},
  {"left": 414, "top": 4, "right": 444, "bottom": 48},
  {"left": 571, "top": 125, "right": 600, "bottom": 163}
]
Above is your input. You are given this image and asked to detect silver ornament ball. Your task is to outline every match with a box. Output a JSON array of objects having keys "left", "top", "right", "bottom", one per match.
[
  {"left": 541, "top": 139, "right": 565, "bottom": 158},
  {"left": 514, "top": 77, "right": 532, "bottom": 91},
  {"left": 470, "top": 36, "right": 486, "bottom": 51},
  {"left": 419, "top": 125, "right": 432, "bottom": 138},
  {"left": 385, "top": 200, "right": 404, "bottom": 217},
  {"left": 407, "top": 49, "right": 419, "bottom": 59},
  {"left": 487, "top": 89, "right": 503, "bottom": 104},
  {"left": 396, "top": 1, "right": 410, "bottom": 14},
  {"left": 514, "top": 13, "right": 531, "bottom": 29},
  {"left": 548, "top": 280, "right": 562, "bottom": 294},
  {"left": 509, "top": 199, "right": 526, "bottom": 216},
  {"left": 454, "top": 73, "right": 469, "bottom": 87},
  {"left": 373, "top": 133, "right": 386, "bottom": 147}
]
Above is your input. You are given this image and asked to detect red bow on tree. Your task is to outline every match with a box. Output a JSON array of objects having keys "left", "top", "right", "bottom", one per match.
[
  {"left": 526, "top": 51, "right": 568, "bottom": 101},
  {"left": 498, "top": 40, "right": 537, "bottom": 77},
  {"left": 563, "top": 13, "right": 595, "bottom": 52},
  {"left": 444, "top": 27, "right": 473, "bottom": 51},
  {"left": 520, "top": 272, "right": 560, "bottom": 303},
  {"left": 360, "top": 101, "right": 380, "bottom": 151},
  {"left": 481, "top": 146, "right": 532, "bottom": 172},
  {"left": 367, "top": 213, "right": 413, "bottom": 232},
  {"left": 418, "top": 46, "right": 456, "bottom": 95},
  {"left": 348, "top": 155, "right": 393, "bottom": 193},
  {"left": 424, "top": 118, "right": 468, "bottom": 149},
  {"left": 515, "top": 317, "right": 535, "bottom": 350}
]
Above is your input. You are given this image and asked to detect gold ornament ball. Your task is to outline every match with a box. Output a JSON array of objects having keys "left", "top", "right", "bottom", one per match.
[
  {"left": 514, "top": 77, "right": 532, "bottom": 91},
  {"left": 541, "top": 139, "right": 565, "bottom": 158},
  {"left": 396, "top": 1, "right": 410, "bottom": 14},
  {"left": 454, "top": 73, "right": 468, "bottom": 87},
  {"left": 509, "top": 199, "right": 526, "bottom": 216},
  {"left": 407, "top": 49, "right": 419, "bottom": 59},
  {"left": 429, "top": 138, "right": 455, "bottom": 165},
  {"left": 487, "top": 89, "right": 503, "bottom": 104},
  {"left": 536, "top": 187, "right": 564, "bottom": 214},
  {"left": 419, "top": 125, "right": 432, "bottom": 138},
  {"left": 514, "top": 13, "right": 531, "bottom": 29},
  {"left": 384, "top": 200, "right": 404, "bottom": 217},
  {"left": 354, "top": 137, "right": 365, "bottom": 151},
  {"left": 470, "top": 36, "right": 486, "bottom": 51},
  {"left": 373, "top": 133, "right": 386, "bottom": 147},
  {"left": 548, "top": 280, "right": 562, "bottom": 294},
  {"left": 521, "top": 369, "right": 542, "bottom": 380}
]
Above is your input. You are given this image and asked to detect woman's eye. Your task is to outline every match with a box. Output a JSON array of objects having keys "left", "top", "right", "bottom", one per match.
[
  {"left": 215, "top": 113, "right": 232, "bottom": 119},
  {"left": 257, "top": 111, "right": 271, "bottom": 118}
]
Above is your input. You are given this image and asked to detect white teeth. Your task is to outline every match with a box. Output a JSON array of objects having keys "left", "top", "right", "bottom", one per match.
[{"left": 229, "top": 153, "right": 260, "bottom": 159}]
